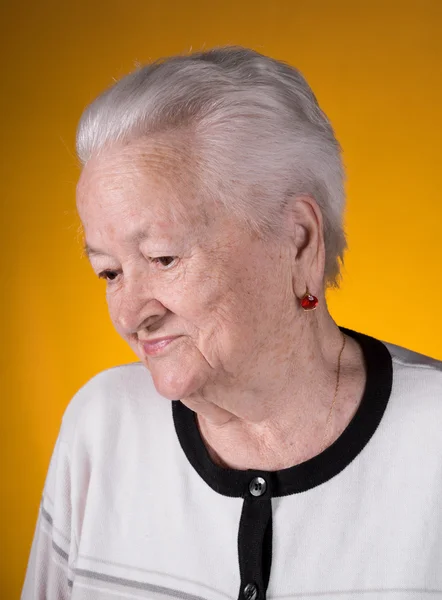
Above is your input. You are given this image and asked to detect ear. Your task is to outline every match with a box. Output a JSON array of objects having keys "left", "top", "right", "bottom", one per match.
[{"left": 288, "top": 195, "right": 326, "bottom": 298}]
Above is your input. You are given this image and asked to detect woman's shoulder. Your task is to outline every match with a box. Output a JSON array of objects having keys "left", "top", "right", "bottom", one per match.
[
  {"left": 385, "top": 341, "right": 442, "bottom": 392},
  {"left": 385, "top": 341, "right": 442, "bottom": 374},
  {"left": 383, "top": 340, "right": 442, "bottom": 417},
  {"left": 58, "top": 362, "right": 169, "bottom": 447}
]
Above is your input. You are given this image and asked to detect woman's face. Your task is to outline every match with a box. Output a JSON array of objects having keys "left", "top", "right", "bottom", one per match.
[{"left": 77, "top": 139, "right": 294, "bottom": 403}]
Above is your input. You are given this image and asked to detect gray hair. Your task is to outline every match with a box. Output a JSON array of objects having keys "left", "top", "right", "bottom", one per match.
[{"left": 76, "top": 46, "right": 346, "bottom": 287}]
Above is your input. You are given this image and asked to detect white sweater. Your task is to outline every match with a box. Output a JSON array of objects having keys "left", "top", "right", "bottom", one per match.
[{"left": 22, "top": 329, "right": 442, "bottom": 600}]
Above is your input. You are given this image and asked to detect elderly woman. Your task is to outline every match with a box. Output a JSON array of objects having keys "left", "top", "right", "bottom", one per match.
[{"left": 23, "top": 47, "right": 441, "bottom": 600}]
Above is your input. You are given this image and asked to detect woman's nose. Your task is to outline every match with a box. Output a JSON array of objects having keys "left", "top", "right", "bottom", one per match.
[{"left": 111, "top": 278, "right": 167, "bottom": 335}]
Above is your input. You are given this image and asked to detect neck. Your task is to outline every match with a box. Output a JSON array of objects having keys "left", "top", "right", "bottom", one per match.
[{"left": 182, "top": 312, "right": 366, "bottom": 471}]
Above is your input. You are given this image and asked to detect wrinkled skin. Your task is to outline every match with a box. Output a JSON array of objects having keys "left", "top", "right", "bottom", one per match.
[{"left": 77, "top": 137, "right": 365, "bottom": 470}]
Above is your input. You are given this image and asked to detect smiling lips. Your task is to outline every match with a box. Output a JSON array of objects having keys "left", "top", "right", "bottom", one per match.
[{"left": 141, "top": 336, "right": 180, "bottom": 356}]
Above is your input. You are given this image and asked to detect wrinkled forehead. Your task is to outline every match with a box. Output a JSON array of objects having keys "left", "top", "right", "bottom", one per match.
[{"left": 76, "top": 136, "right": 210, "bottom": 228}]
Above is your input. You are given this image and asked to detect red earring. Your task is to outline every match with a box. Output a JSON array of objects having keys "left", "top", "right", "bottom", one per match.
[{"left": 301, "top": 289, "right": 319, "bottom": 311}]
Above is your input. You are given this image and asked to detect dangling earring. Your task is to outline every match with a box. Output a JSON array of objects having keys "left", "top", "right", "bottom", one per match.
[{"left": 301, "top": 288, "right": 319, "bottom": 311}]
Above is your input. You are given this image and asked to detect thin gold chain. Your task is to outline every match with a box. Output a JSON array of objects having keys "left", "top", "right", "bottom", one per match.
[{"left": 320, "top": 333, "right": 346, "bottom": 452}]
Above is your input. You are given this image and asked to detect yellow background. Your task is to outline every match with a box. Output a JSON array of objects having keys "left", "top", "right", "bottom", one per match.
[{"left": 2, "top": 0, "right": 441, "bottom": 595}]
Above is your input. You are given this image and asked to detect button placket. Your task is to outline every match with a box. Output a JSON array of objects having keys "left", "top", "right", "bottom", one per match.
[{"left": 237, "top": 473, "right": 272, "bottom": 600}]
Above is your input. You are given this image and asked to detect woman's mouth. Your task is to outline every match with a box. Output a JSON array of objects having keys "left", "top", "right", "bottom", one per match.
[{"left": 141, "top": 336, "right": 180, "bottom": 357}]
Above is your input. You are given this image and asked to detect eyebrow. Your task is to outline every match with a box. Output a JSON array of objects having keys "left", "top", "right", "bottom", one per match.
[
  {"left": 83, "top": 229, "right": 150, "bottom": 260},
  {"left": 83, "top": 244, "right": 105, "bottom": 259}
]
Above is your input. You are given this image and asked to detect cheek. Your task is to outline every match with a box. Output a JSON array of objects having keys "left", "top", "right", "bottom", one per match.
[
  {"left": 192, "top": 277, "right": 262, "bottom": 352},
  {"left": 106, "top": 291, "right": 128, "bottom": 338},
  {"left": 106, "top": 292, "right": 117, "bottom": 320},
  {"left": 206, "top": 269, "right": 277, "bottom": 352},
  {"left": 159, "top": 269, "right": 220, "bottom": 319}
]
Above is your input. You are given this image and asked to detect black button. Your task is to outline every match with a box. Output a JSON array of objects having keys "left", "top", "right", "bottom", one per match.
[
  {"left": 243, "top": 583, "right": 258, "bottom": 600},
  {"left": 249, "top": 476, "right": 267, "bottom": 497}
]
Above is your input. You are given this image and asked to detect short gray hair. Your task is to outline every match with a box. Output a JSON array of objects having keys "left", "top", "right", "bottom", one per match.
[{"left": 76, "top": 46, "right": 346, "bottom": 287}]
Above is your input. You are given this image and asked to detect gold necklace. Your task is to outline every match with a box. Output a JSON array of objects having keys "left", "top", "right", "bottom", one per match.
[{"left": 320, "top": 332, "right": 346, "bottom": 452}]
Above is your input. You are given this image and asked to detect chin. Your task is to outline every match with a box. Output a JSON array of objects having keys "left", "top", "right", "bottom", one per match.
[{"left": 149, "top": 363, "right": 205, "bottom": 401}]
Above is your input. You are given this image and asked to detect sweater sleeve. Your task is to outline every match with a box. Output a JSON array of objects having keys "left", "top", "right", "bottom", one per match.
[{"left": 21, "top": 434, "right": 75, "bottom": 599}]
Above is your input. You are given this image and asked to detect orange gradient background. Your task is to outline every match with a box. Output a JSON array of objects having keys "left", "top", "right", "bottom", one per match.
[{"left": 2, "top": 0, "right": 442, "bottom": 596}]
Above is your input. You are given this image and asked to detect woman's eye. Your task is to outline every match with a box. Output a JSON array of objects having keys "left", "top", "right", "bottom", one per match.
[
  {"left": 98, "top": 270, "right": 119, "bottom": 282},
  {"left": 152, "top": 256, "right": 177, "bottom": 269}
]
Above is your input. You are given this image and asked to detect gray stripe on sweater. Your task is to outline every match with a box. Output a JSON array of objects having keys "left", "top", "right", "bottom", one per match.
[{"left": 74, "top": 568, "right": 209, "bottom": 600}]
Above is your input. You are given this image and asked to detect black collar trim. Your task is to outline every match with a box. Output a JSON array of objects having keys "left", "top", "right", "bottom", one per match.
[{"left": 172, "top": 328, "right": 393, "bottom": 497}]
